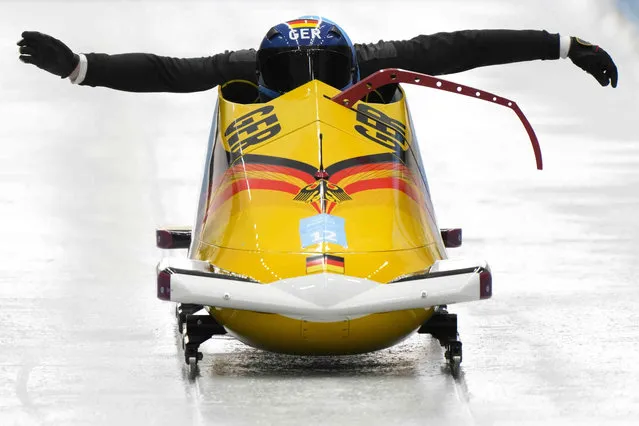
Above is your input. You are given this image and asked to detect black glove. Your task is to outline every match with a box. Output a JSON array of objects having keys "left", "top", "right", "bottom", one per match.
[
  {"left": 17, "top": 31, "right": 80, "bottom": 78},
  {"left": 568, "top": 37, "right": 618, "bottom": 88}
]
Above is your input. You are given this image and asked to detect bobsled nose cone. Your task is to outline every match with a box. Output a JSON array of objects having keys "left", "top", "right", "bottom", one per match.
[{"left": 274, "top": 273, "right": 377, "bottom": 308}]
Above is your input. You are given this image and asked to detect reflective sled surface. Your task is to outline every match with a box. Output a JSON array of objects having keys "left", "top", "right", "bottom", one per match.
[{"left": 158, "top": 73, "right": 510, "bottom": 363}]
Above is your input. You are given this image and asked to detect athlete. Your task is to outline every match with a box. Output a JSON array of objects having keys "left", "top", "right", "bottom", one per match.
[{"left": 17, "top": 16, "right": 618, "bottom": 101}]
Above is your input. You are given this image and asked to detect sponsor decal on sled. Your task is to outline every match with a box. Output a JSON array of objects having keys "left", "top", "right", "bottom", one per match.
[
  {"left": 306, "top": 254, "right": 345, "bottom": 275},
  {"left": 299, "top": 213, "right": 347, "bottom": 248},
  {"left": 354, "top": 104, "right": 409, "bottom": 153},
  {"left": 224, "top": 105, "right": 281, "bottom": 154}
]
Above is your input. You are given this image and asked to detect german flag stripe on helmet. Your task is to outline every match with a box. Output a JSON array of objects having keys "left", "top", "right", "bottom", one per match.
[{"left": 287, "top": 19, "right": 320, "bottom": 29}]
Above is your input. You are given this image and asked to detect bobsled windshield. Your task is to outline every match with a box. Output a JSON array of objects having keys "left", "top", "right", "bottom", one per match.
[{"left": 257, "top": 45, "right": 353, "bottom": 93}]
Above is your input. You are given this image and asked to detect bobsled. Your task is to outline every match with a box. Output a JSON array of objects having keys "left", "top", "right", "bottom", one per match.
[{"left": 156, "top": 68, "right": 542, "bottom": 375}]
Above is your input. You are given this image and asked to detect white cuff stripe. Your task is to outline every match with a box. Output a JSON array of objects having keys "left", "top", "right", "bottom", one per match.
[
  {"left": 559, "top": 35, "right": 571, "bottom": 59},
  {"left": 70, "top": 54, "right": 88, "bottom": 85}
]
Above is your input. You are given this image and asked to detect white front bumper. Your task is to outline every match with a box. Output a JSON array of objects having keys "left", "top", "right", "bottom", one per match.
[{"left": 157, "top": 258, "right": 491, "bottom": 321}]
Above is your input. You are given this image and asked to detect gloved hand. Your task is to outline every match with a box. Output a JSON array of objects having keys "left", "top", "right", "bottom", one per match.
[
  {"left": 568, "top": 37, "right": 618, "bottom": 88},
  {"left": 17, "top": 31, "right": 79, "bottom": 78}
]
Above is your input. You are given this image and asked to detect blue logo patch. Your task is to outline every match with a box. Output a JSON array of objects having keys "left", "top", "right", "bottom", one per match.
[{"left": 299, "top": 214, "right": 347, "bottom": 248}]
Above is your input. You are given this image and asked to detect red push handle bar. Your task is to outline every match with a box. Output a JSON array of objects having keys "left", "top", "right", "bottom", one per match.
[{"left": 331, "top": 68, "right": 543, "bottom": 170}]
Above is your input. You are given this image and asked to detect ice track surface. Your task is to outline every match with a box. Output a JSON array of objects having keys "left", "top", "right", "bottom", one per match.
[{"left": 1, "top": 1, "right": 639, "bottom": 425}]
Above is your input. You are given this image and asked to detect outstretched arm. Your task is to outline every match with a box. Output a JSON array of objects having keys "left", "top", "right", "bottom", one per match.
[
  {"left": 356, "top": 29, "right": 617, "bottom": 87},
  {"left": 78, "top": 51, "right": 257, "bottom": 92},
  {"left": 17, "top": 31, "right": 258, "bottom": 93}
]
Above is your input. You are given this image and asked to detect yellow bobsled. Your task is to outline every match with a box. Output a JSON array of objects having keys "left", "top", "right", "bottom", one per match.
[{"left": 156, "top": 69, "right": 541, "bottom": 375}]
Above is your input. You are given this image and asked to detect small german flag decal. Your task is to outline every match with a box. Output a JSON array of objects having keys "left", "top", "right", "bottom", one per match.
[{"left": 306, "top": 254, "right": 345, "bottom": 274}]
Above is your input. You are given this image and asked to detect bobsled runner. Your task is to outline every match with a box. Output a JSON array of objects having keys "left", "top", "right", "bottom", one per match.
[{"left": 156, "top": 68, "right": 542, "bottom": 376}]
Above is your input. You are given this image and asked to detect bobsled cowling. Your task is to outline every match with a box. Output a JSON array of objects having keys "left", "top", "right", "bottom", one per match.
[{"left": 159, "top": 74, "right": 517, "bottom": 355}]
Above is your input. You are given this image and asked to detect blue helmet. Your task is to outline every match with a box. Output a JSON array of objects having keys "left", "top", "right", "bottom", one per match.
[{"left": 256, "top": 16, "right": 359, "bottom": 99}]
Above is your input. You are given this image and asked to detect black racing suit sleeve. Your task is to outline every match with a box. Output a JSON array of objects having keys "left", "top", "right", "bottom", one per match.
[
  {"left": 78, "top": 30, "right": 558, "bottom": 92},
  {"left": 356, "top": 30, "right": 560, "bottom": 78},
  {"left": 80, "top": 49, "right": 258, "bottom": 92}
]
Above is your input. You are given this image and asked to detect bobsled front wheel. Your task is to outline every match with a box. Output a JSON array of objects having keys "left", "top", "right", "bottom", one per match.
[
  {"left": 445, "top": 340, "right": 462, "bottom": 378},
  {"left": 184, "top": 343, "right": 203, "bottom": 366},
  {"left": 187, "top": 358, "right": 199, "bottom": 371},
  {"left": 418, "top": 305, "right": 464, "bottom": 378}
]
